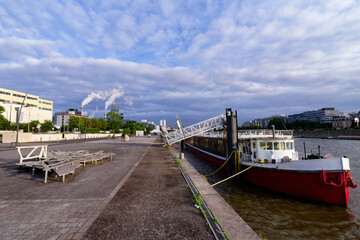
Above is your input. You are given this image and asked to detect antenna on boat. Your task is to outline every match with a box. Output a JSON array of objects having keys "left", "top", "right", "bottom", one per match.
[
  {"left": 271, "top": 125, "right": 275, "bottom": 139},
  {"left": 280, "top": 118, "right": 288, "bottom": 130}
]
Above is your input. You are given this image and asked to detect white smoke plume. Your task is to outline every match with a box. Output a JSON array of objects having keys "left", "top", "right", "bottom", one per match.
[
  {"left": 124, "top": 96, "right": 134, "bottom": 106},
  {"left": 81, "top": 90, "right": 111, "bottom": 107},
  {"left": 105, "top": 88, "right": 124, "bottom": 113}
]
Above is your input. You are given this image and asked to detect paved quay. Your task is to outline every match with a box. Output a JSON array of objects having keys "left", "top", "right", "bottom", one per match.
[
  {"left": 0, "top": 136, "right": 155, "bottom": 240},
  {"left": 174, "top": 151, "right": 260, "bottom": 240},
  {"left": 83, "top": 138, "right": 214, "bottom": 240}
]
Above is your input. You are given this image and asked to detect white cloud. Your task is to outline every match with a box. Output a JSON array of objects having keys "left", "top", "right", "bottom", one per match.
[{"left": 1, "top": 0, "right": 360, "bottom": 125}]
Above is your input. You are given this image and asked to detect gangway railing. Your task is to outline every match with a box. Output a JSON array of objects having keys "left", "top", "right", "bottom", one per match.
[{"left": 165, "top": 114, "right": 226, "bottom": 145}]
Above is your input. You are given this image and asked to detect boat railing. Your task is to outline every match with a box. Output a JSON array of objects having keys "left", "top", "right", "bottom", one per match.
[{"left": 238, "top": 129, "right": 293, "bottom": 139}]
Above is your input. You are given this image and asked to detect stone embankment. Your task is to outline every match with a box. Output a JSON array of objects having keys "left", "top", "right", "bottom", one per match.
[{"left": 0, "top": 130, "right": 122, "bottom": 143}]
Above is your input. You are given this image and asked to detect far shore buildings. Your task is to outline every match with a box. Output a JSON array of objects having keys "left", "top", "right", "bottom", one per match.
[
  {"left": 243, "top": 107, "right": 358, "bottom": 129},
  {"left": 0, "top": 87, "right": 53, "bottom": 123}
]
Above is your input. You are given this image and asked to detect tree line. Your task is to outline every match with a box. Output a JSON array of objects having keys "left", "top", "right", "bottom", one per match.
[
  {"left": 239, "top": 117, "right": 360, "bottom": 131},
  {"left": 0, "top": 106, "right": 153, "bottom": 134}
]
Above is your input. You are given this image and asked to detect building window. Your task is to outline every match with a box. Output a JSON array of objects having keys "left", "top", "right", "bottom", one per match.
[
  {"left": 286, "top": 142, "right": 293, "bottom": 150},
  {"left": 41, "top": 101, "right": 52, "bottom": 105},
  {"left": 27, "top": 96, "right": 38, "bottom": 100},
  {"left": 0, "top": 91, "right": 11, "bottom": 95},
  {"left": 13, "top": 94, "right": 25, "bottom": 98}
]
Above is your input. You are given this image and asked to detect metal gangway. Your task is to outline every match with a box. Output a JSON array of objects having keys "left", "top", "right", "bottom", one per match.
[{"left": 165, "top": 114, "right": 226, "bottom": 146}]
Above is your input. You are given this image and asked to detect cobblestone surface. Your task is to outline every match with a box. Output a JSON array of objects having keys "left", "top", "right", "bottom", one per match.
[{"left": 0, "top": 137, "right": 155, "bottom": 240}]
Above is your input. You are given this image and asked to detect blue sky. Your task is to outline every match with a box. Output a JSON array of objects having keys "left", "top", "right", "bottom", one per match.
[{"left": 1, "top": 0, "right": 360, "bottom": 126}]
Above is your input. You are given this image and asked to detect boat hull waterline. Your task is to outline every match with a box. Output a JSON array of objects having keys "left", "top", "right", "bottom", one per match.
[{"left": 186, "top": 144, "right": 357, "bottom": 206}]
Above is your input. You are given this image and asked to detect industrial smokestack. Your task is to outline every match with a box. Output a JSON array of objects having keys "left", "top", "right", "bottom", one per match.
[{"left": 81, "top": 106, "right": 83, "bottom": 116}]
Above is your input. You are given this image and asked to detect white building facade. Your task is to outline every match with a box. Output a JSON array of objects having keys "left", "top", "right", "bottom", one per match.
[
  {"left": 160, "top": 120, "right": 166, "bottom": 129},
  {"left": 0, "top": 88, "right": 53, "bottom": 123}
]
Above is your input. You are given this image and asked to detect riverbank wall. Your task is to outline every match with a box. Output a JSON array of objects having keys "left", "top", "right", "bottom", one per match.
[
  {"left": 0, "top": 130, "right": 122, "bottom": 143},
  {"left": 294, "top": 130, "right": 360, "bottom": 139}
]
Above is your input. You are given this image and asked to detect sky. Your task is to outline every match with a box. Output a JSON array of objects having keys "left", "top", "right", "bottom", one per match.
[{"left": 1, "top": 0, "right": 360, "bottom": 126}]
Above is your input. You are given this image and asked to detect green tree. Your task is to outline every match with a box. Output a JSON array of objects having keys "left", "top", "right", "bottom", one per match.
[
  {"left": 87, "top": 118, "right": 99, "bottom": 129},
  {"left": 106, "top": 111, "right": 123, "bottom": 130},
  {"left": 29, "top": 120, "right": 40, "bottom": 132},
  {"left": 146, "top": 125, "right": 154, "bottom": 133},
  {"left": 41, "top": 120, "right": 54, "bottom": 132},
  {"left": 0, "top": 106, "right": 10, "bottom": 130},
  {"left": 286, "top": 120, "right": 332, "bottom": 130},
  {"left": 267, "top": 118, "right": 287, "bottom": 130},
  {"left": 123, "top": 120, "right": 137, "bottom": 134},
  {"left": 68, "top": 117, "right": 85, "bottom": 132},
  {"left": 98, "top": 118, "right": 108, "bottom": 131}
]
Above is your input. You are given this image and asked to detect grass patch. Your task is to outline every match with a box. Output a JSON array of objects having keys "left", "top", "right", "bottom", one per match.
[{"left": 222, "top": 229, "right": 229, "bottom": 240}]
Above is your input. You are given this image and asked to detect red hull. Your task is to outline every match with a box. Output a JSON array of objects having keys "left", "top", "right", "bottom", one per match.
[
  {"left": 186, "top": 144, "right": 353, "bottom": 206},
  {"left": 186, "top": 144, "right": 229, "bottom": 171},
  {"left": 241, "top": 166, "right": 348, "bottom": 205}
]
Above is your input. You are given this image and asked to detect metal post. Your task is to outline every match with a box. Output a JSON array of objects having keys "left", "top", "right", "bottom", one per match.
[
  {"left": 15, "top": 94, "right": 27, "bottom": 147},
  {"left": 226, "top": 108, "right": 238, "bottom": 176},
  {"left": 15, "top": 108, "right": 20, "bottom": 146},
  {"left": 28, "top": 111, "right": 30, "bottom": 132},
  {"left": 181, "top": 140, "right": 185, "bottom": 152}
]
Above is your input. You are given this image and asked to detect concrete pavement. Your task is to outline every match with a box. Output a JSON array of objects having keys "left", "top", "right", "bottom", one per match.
[
  {"left": 0, "top": 137, "right": 155, "bottom": 240},
  {"left": 83, "top": 138, "right": 214, "bottom": 240}
]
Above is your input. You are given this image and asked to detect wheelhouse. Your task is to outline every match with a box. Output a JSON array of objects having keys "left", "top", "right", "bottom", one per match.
[{"left": 238, "top": 130, "right": 299, "bottom": 163}]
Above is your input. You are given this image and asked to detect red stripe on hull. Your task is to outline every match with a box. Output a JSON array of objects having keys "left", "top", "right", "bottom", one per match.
[
  {"left": 241, "top": 165, "right": 349, "bottom": 206},
  {"left": 186, "top": 144, "right": 229, "bottom": 171}
]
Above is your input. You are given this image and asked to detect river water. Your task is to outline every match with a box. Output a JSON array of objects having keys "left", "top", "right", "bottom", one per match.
[{"left": 184, "top": 138, "right": 360, "bottom": 240}]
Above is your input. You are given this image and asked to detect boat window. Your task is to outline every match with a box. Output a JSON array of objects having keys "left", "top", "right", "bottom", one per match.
[
  {"left": 266, "top": 142, "right": 273, "bottom": 150},
  {"left": 274, "top": 142, "right": 279, "bottom": 150},
  {"left": 286, "top": 142, "right": 293, "bottom": 150},
  {"left": 253, "top": 142, "right": 256, "bottom": 150},
  {"left": 280, "top": 142, "right": 285, "bottom": 150},
  {"left": 260, "top": 142, "right": 266, "bottom": 150}
]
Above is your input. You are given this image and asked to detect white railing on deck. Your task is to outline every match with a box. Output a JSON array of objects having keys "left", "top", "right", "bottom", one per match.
[{"left": 238, "top": 129, "right": 293, "bottom": 139}]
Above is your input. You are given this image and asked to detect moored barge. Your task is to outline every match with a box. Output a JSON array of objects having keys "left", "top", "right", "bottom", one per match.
[{"left": 186, "top": 129, "right": 357, "bottom": 205}]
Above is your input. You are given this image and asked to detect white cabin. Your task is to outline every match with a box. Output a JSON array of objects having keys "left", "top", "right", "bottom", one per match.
[{"left": 238, "top": 130, "right": 299, "bottom": 163}]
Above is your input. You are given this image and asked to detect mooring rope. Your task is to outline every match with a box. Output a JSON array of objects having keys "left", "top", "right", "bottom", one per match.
[
  {"left": 202, "top": 150, "right": 236, "bottom": 178},
  {"left": 211, "top": 162, "right": 258, "bottom": 187}
]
